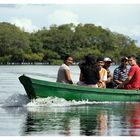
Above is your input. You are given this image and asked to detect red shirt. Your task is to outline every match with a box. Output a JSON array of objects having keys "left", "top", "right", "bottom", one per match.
[{"left": 124, "top": 64, "right": 140, "bottom": 89}]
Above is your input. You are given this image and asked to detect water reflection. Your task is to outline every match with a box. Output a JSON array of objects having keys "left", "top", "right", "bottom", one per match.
[
  {"left": 79, "top": 106, "right": 98, "bottom": 135},
  {"left": 21, "top": 104, "right": 136, "bottom": 136},
  {"left": 127, "top": 103, "right": 140, "bottom": 136},
  {"left": 97, "top": 111, "right": 107, "bottom": 136},
  {"left": 3, "top": 103, "right": 140, "bottom": 136},
  {"left": 22, "top": 107, "right": 80, "bottom": 136}
]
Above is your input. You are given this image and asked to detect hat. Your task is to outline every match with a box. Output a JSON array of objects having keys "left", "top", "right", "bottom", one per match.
[
  {"left": 104, "top": 57, "right": 112, "bottom": 62},
  {"left": 121, "top": 57, "right": 128, "bottom": 61}
]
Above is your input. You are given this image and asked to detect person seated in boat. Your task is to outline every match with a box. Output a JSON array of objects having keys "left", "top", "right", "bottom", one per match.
[
  {"left": 113, "top": 57, "right": 129, "bottom": 86},
  {"left": 96, "top": 57, "right": 107, "bottom": 88},
  {"left": 103, "top": 57, "right": 116, "bottom": 88},
  {"left": 117, "top": 55, "right": 140, "bottom": 90},
  {"left": 56, "top": 55, "right": 73, "bottom": 84},
  {"left": 77, "top": 54, "right": 101, "bottom": 88}
]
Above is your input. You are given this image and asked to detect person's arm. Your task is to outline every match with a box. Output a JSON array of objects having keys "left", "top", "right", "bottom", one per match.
[
  {"left": 106, "top": 70, "right": 113, "bottom": 83},
  {"left": 113, "top": 69, "right": 123, "bottom": 85},
  {"left": 118, "top": 66, "right": 135, "bottom": 88},
  {"left": 117, "top": 76, "right": 132, "bottom": 88},
  {"left": 65, "top": 69, "right": 73, "bottom": 84},
  {"left": 113, "top": 68, "right": 120, "bottom": 84},
  {"left": 114, "top": 79, "right": 123, "bottom": 85}
]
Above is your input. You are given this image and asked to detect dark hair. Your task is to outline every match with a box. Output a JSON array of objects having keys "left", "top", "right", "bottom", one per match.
[
  {"left": 85, "top": 54, "right": 95, "bottom": 65},
  {"left": 128, "top": 55, "right": 137, "bottom": 61},
  {"left": 121, "top": 56, "right": 128, "bottom": 62},
  {"left": 96, "top": 57, "right": 104, "bottom": 62},
  {"left": 64, "top": 54, "right": 72, "bottom": 62}
]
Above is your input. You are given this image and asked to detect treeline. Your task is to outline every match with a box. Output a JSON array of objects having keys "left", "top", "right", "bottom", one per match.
[{"left": 0, "top": 22, "right": 140, "bottom": 65}]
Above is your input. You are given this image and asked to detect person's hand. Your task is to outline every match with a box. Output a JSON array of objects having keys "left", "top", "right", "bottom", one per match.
[
  {"left": 106, "top": 77, "right": 112, "bottom": 83},
  {"left": 117, "top": 83, "right": 124, "bottom": 89}
]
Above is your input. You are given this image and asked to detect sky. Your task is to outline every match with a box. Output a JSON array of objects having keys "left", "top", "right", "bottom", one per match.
[{"left": 0, "top": 2, "right": 140, "bottom": 46}]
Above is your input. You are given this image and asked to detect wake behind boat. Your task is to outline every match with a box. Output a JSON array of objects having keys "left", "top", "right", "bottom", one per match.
[{"left": 19, "top": 75, "right": 140, "bottom": 102}]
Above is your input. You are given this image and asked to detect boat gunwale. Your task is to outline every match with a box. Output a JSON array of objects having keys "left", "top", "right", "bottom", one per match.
[{"left": 30, "top": 78, "right": 140, "bottom": 95}]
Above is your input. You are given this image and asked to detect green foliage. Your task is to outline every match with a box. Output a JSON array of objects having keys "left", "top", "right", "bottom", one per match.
[
  {"left": 23, "top": 53, "right": 43, "bottom": 63},
  {"left": 0, "top": 55, "right": 11, "bottom": 64},
  {"left": 0, "top": 22, "right": 139, "bottom": 65},
  {"left": 0, "top": 22, "right": 30, "bottom": 56},
  {"left": 50, "top": 59, "right": 63, "bottom": 65},
  {"left": 29, "top": 33, "right": 43, "bottom": 53},
  {"left": 73, "top": 46, "right": 101, "bottom": 61}
]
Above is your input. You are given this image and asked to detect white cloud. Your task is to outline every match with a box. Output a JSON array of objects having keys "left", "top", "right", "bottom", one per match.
[
  {"left": 108, "top": 24, "right": 140, "bottom": 37},
  {"left": 129, "top": 25, "right": 140, "bottom": 37},
  {"left": 47, "top": 10, "right": 79, "bottom": 26},
  {"left": 10, "top": 17, "right": 39, "bottom": 32},
  {"left": 107, "top": 24, "right": 140, "bottom": 47}
]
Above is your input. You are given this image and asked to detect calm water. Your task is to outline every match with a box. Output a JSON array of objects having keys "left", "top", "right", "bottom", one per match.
[{"left": 0, "top": 65, "right": 140, "bottom": 136}]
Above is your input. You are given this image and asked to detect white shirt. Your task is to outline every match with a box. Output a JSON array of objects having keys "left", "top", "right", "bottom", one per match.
[{"left": 56, "top": 64, "right": 70, "bottom": 83}]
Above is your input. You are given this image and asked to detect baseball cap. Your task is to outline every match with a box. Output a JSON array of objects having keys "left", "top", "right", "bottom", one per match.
[{"left": 104, "top": 57, "right": 112, "bottom": 62}]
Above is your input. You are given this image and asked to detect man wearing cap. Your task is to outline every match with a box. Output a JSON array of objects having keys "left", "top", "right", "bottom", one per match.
[
  {"left": 118, "top": 55, "right": 140, "bottom": 90},
  {"left": 103, "top": 57, "right": 115, "bottom": 88},
  {"left": 113, "top": 57, "right": 129, "bottom": 86}
]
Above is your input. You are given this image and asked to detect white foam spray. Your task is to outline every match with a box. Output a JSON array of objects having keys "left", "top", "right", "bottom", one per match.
[
  {"left": 2, "top": 94, "right": 30, "bottom": 107},
  {"left": 26, "top": 96, "right": 108, "bottom": 107}
]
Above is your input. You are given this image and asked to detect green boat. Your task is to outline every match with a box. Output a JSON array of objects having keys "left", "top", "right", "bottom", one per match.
[{"left": 19, "top": 75, "right": 140, "bottom": 102}]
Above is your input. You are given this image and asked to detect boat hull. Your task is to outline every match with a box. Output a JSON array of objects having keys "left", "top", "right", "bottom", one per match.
[{"left": 19, "top": 75, "right": 140, "bottom": 102}]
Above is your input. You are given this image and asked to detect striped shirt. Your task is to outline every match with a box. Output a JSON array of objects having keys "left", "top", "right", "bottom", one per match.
[{"left": 113, "top": 65, "right": 129, "bottom": 83}]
